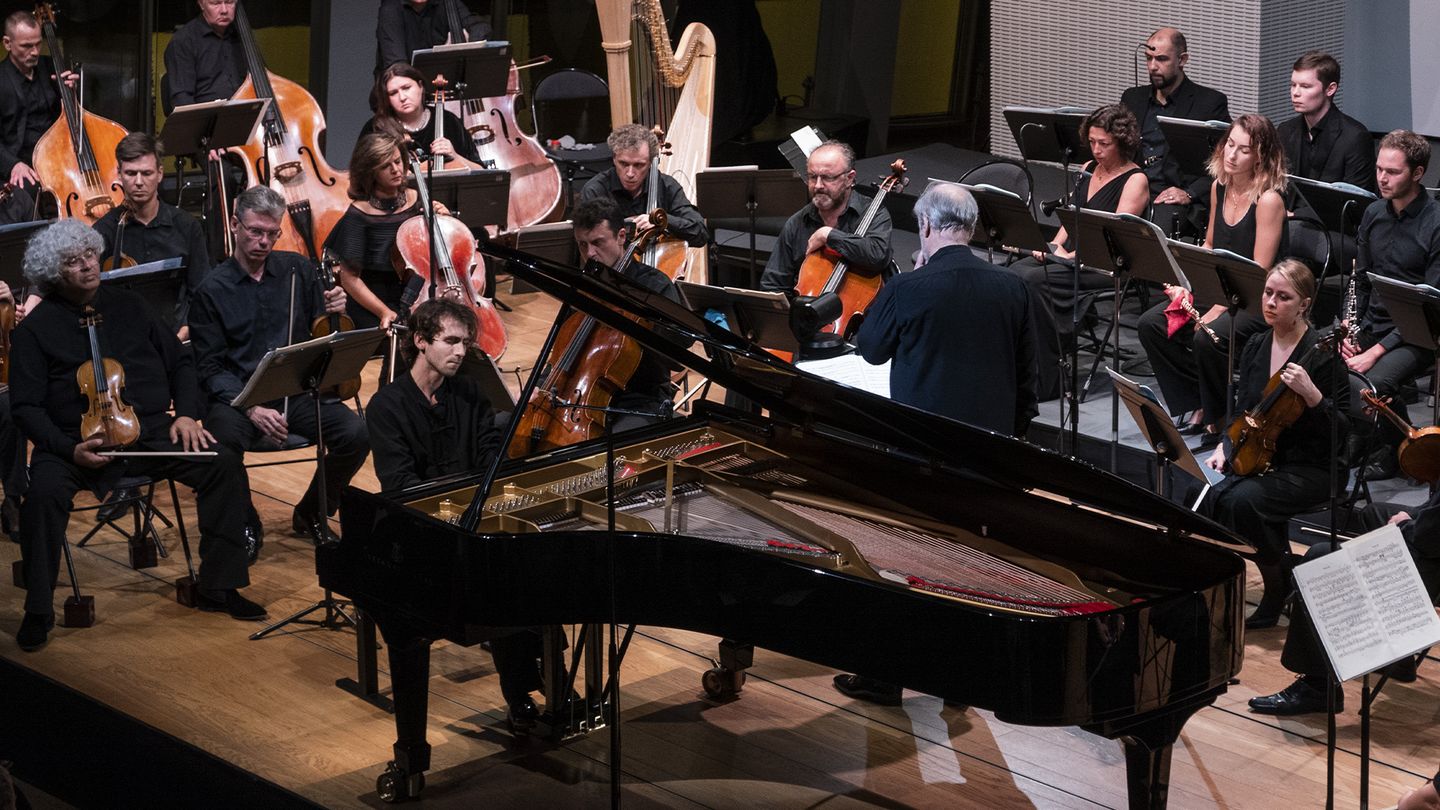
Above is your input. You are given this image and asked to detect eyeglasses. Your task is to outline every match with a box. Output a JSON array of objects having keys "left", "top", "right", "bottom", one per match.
[
  {"left": 806, "top": 171, "right": 852, "bottom": 186},
  {"left": 239, "top": 223, "right": 283, "bottom": 241},
  {"left": 62, "top": 248, "right": 98, "bottom": 270}
]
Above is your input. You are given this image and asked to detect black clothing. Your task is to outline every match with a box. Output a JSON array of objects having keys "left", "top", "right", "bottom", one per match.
[
  {"left": 375, "top": 0, "right": 491, "bottom": 74},
  {"left": 92, "top": 202, "right": 212, "bottom": 329},
  {"left": 1277, "top": 105, "right": 1375, "bottom": 193},
  {"left": 1120, "top": 77, "right": 1231, "bottom": 201},
  {"left": 0, "top": 56, "right": 60, "bottom": 178},
  {"left": 856, "top": 244, "right": 1038, "bottom": 436},
  {"left": 1062, "top": 165, "right": 1146, "bottom": 251},
  {"left": 360, "top": 111, "right": 480, "bottom": 168},
  {"left": 11, "top": 286, "right": 251, "bottom": 612},
  {"left": 324, "top": 199, "right": 423, "bottom": 329},
  {"left": 0, "top": 183, "right": 36, "bottom": 225},
  {"left": 163, "top": 15, "right": 246, "bottom": 107},
  {"left": 609, "top": 259, "right": 684, "bottom": 419},
  {"left": 368, "top": 371, "right": 501, "bottom": 491},
  {"left": 1354, "top": 192, "right": 1440, "bottom": 352},
  {"left": 579, "top": 168, "right": 709, "bottom": 247},
  {"left": 760, "top": 192, "right": 892, "bottom": 292}
]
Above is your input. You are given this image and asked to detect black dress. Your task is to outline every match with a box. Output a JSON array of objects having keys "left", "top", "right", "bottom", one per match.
[{"left": 324, "top": 198, "right": 424, "bottom": 329}]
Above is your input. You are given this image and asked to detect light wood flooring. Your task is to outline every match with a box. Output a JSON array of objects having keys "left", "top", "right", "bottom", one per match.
[{"left": 1, "top": 279, "right": 1436, "bottom": 808}]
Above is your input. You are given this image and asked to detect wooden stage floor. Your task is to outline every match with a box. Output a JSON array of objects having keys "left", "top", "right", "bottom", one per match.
[{"left": 1, "top": 281, "right": 1436, "bottom": 808}]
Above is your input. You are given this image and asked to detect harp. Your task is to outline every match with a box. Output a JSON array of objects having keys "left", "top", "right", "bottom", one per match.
[{"left": 596, "top": 0, "right": 716, "bottom": 283}]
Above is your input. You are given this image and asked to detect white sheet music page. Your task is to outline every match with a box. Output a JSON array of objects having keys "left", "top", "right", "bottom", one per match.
[
  {"left": 1293, "top": 524, "right": 1440, "bottom": 682},
  {"left": 795, "top": 355, "right": 891, "bottom": 399}
]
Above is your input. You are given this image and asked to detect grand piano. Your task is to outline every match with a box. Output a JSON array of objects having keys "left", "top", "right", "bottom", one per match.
[{"left": 318, "top": 244, "right": 1251, "bottom": 808}]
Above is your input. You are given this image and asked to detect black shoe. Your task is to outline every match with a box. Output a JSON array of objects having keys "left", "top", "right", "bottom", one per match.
[
  {"left": 1178, "top": 421, "right": 1207, "bottom": 436},
  {"left": 95, "top": 485, "right": 139, "bottom": 523},
  {"left": 1249, "top": 677, "right": 1342, "bottom": 715},
  {"left": 506, "top": 696, "right": 539, "bottom": 734},
  {"left": 16, "top": 612, "right": 54, "bottom": 651},
  {"left": 1362, "top": 449, "right": 1400, "bottom": 481},
  {"left": 1245, "top": 600, "right": 1285, "bottom": 630},
  {"left": 292, "top": 510, "right": 338, "bottom": 545},
  {"left": 1198, "top": 429, "right": 1222, "bottom": 450},
  {"left": 1, "top": 498, "right": 18, "bottom": 539},
  {"left": 244, "top": 524, "right": 264, "bottom": 565},
  {"left": 196, "top": 589, "right": 268, "bottom": 621},
  {"left": 832, "top": 673, "right": 902, "bottom": 706},
  {"left": 1384, "top": 655, "right": 1419, "bottom": 683}
]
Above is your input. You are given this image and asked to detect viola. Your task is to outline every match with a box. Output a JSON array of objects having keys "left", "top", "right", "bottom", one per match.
[
  {"left": 76, "top": 306, "right": 140, "bottom": 450},
  {"left": 31, "top": 4, "right": 127, "bottom": 225},
  {"left": 1225, "top": 324, "right": 1346, "bottom": 477},
  {"left": 1360, "top": 389, "right": 1440, "bottom": 484},
  {"left": 792, "top": 159, "right": 908, "bottom": 342},
  {"left": 441, "top": 0, "right": 562, "bottom": 229},
  {"left": 310, "top": 251, "right": 361, "bottom": 400},
  {"left": 100, "top": 203, "right": 136, "bottom": 271},
  {"left": 228, "top": 1, "right": 350, "bottom": 264}
]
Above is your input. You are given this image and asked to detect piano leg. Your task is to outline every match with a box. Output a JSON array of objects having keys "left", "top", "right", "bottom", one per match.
[
  {"left": 702, "top": 639, "right": 753, "bottom": 700},
  {"left": 1093, "top": 700, "right": 1210, "bottom": 810},
  {"left": 374, "top": 624, "right": 432, "bottom": 803}
]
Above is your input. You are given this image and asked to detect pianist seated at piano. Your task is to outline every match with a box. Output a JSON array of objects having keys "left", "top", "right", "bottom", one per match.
[
  {"left": 90, "top": 133, "right": 212, "bottom": 340},
  {"left": 1198, "top": 259, "right": 1346, "bottom": 630},
  {"left": 360, "top": 63, "right": 485, "bottom": 173},
  {"left": 366, "top": 297, "right": 544, "bottom": 729},
  {"left": 10, "top": 220, "right": 263, "bottom": 652}
]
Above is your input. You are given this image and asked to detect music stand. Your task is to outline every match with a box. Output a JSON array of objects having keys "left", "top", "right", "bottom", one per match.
[
  {"left": 676, "top": 281, "right": 799, "bottom": 357},
  {"left": 1169, "top": 242, "right": 1268, "bottom": 428},
  {"left": 0, "top": 220, "right": 51, "bottom": 288},
  {"left": 1157, "top": 116, "right": 1229, "bottom": 188},
  {"left": 505, "top": 220, "right": 576, "bottom": 295},
  {"left": 1109, "top": 368, "right": 1212, "bottom": 497},
  {"left": 238, "top": 327, "right": 386, "bottom": 641},
  {"left": 411, "top": 41, "right": 511, "bottom": 100},
  {"left": 695, "top": 167, "right": 809, "bottom": 289},
  {"left": 1291, "top": 175, "right": 1376, "bottom": 272},
  {"left": 100, "top": 257, "right": 186, "bottom": 334},
  {"left": 1002, "top": 106, "right": 1093, "bottom": 169},
  {"left": 159, "top": 98, "right": 268, "bottom": 158},
  {"left": 420, "top": 169, "right": 511, "bottom": 233},
  {"left": 1368, "top": 275, "right": 1440, "bottom": 422},
  {"left": 958, "top": 182, "right": 1050, "bottom": 263}
]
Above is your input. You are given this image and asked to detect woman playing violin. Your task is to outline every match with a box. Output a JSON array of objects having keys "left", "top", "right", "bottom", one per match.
[
  {"left": 1200, "top": 259, "right": 1346, "bottom": 629},
  {"left": 361, "top": 63, "right": 484, "bottom": 172}
]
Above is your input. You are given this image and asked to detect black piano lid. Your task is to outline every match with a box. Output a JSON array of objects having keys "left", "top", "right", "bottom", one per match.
[{"left": 483, "top": 243, "right": 1249, "bottom": 549}]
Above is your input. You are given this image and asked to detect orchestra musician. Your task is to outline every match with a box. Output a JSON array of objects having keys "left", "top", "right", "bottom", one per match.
[
  {"left": 759, "top": 140, "right": 892, "bottom": 295},
  {"left": 0, "top": 282, "right": 27, "bottom": 536},
  {"left": 1137, "top": 113, "right": 1289, "bottom": 441},
  {"left": 365, "top": 297, "right": 544, "bottom": 731},
  {"left": 1119, "top": 27, "right": 1230, "bottom": 237},
  {"left": 188, "top": 186, "right": 371, "bottom": 545},
  {"left": 91, "top": 133, "right": 212, "bottom": 339},
  {"left": 1277, "top": 51, "right": 1375, "bottom": 194},
  {"left": 11, "top": 220, "right": 264, "bottom": 652},
  {"left": 162, "top": 0, "right": 246, "bottom": 109},
  {"left": 578, "top": 124, "right": 709, "bottom": 249},
  {"left": 360, "top": 63, "right": 485, "bottom": 172},
  {"left": 0, "top": 11, "right": 77, "bottom": 194},
  {"left": 1199, "top": 259, "right": 1345, "bottom": 630},
  {"left": 1342, "top": 130, "right": 1440, "bottom": 481},
  {"left": 375, "top": 0, "right": 491, "bottom": 75}
]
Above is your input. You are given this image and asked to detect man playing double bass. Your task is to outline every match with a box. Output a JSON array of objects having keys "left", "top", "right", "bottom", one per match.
[
  {"left": 0, "top": 11, "right": 76, "bottom": 195},
  {"left": 375, "top": 0, "right": 491, "bottom": 74},
  {"left": 11, "top": 220, "right": 263, "bottom": 652},
  {"left": 163, "top": 0, "right": 246, "bottom": 109},
  {"left": 579, "top": 124, "right": 709, "bottom": 250}
]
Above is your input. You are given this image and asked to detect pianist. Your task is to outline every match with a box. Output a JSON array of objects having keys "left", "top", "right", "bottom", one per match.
[{"left": 366, "top": 297, "right": 543, "bottom": 730}]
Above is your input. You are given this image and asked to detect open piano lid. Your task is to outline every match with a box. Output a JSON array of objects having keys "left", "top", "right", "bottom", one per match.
[{"left": 484, "top": 243, "right": 1249, "bottom": 549}]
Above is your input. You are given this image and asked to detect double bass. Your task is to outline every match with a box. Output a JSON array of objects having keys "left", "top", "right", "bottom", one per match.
[
  {"left": 1225, "top": 324, "right": 1345, "bottom": 476},
  {"left": 31, "top": 3, "right": 127, "bottom": 225},
  {"left": 440, "top": 0, "right": 563, "bottom": 229},
  {"left": 228, "top": 1, "right": 349, "bottom": 263}
]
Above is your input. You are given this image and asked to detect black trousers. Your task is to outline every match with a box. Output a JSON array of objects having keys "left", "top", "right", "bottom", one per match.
[
  {"left": 20, "top": 445, "right": 252, "bottom": 615},
  {"left": 1137, "top": 299, "right": 1265, "bottom": 421},
  {"left": 0, "top": 390, "right": 29, "bottom": 501},
  {"left": 204, "top": 398, "right": 370, "bottom": 519},
  {"left": 1199, "top": 463, "right": 1333, "bottom": 562},
  {"left": 488, "top": 630, "right": 544, "bottom": 705},
  {"left": 1003, "top": 258, "right": 1110, "bottom": 402}
]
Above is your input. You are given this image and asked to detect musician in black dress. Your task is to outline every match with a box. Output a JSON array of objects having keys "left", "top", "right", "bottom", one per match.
[
  {"left": 360, "top": 63, "right": 484, "bottom": 172},
  {"left": 375, "top": 0, "right": 490, "bottom": 75},
  {"left": 1200, "top": 259, "right": 1345, "bottom": 629},
  {"left": 162, "top": 0, "right": 246, "bottom": 108},
  {"left": 1005, "top": 104, "right": 1148, "bottom": 400},
  {"left": 1137, "top": 113, "right": 1289, "bottom": 439},
  {"left": 579, "top": 123, "right": 709, "bottom": 248},
  {"left": 11, "top": 220, "right": 263, "bottom": 652}
]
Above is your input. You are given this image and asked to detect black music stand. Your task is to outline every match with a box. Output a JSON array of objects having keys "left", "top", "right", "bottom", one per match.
[
  {"left": 239, "top": 327, "right": 385, "bottom": 642},
  {"left": 100, "top": 257, "right": 187, "bottom": 334},
  {"left": 1002, "top": 106, "right": 1093, "bottom": 171},
  {"left": 676, "top": 282, "right": 800, "bottom": 357},
  {"left": 1157, "top": 116, "right": 1228, "bottom": 188},
  {"left": 1369, "top": 275, "right": 1440, "bottom": 422},
  {"left": 959, "top": 182, "right": 1050, "bottom": 263},
  {"left": 0, "top": 220, "right": 51, "bottom": 288},
  {"left": 422, "top": 169, "right": 511, "bottom": 234},
  {"left": 695, "top": 167, "right": 810, "bottom": 289},
  {"left": 411, "top": 41, "right": 511, "bottom": 100},
  {"left": 1109, "top": 368, "right": 1213, "bottom": 497},
  {"left": 1169, "top": 242, "right": 1268, "bottom": 428},
  {"left": 159, "top": 98, "right": 268, "bottom": 158},
  {"left": 1291, "top": 175, "right": 1376, "bottom": 270}
]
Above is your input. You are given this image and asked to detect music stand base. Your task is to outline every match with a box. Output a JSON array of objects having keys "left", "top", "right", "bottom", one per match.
[{"left": 249, "top": 589, "right": 356, "bottom": 640}]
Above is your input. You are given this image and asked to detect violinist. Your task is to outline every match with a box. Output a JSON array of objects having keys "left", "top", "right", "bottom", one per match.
[
  {"left": 759, "top": 140, "right": 892, "bottom": 296},
  {"left": 579, "top": 124, "right": 708, "bottom": 249},
  {"left": 162, "top": 0, "right": 246, "bottom": 109},
  {"left": 361, "top": 64, "right": 484, "bottom": 172},
  {"left": 189, "top": 186, "right": 371, "bottom": 545},
  {"left": 91, "top": 133, "right": 212, "bottom": 339},
  {"left": 1198, "top": 259, "right": 1346, "bottom": 630},
  {"left": 10, "top": 220, "right": 263, "bottom": 652},
  {"left": 375, "top": 0, "right": 491, "bottom": 75},
  {"left": 0, "top": 11, "right": 76, "bottom": 193},
  {"left": 571, "top": 197, "right": 683, "bottom": 432}
]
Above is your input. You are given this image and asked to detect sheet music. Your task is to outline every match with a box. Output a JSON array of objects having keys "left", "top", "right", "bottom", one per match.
[
  {"left": 1293, "top": 524, "right": 1440, "bottom": 682},
  {"left": 796, "top": 354, "right": 891, "bottom": 399},
  {"left": 789, "top": 126, "right": 824, "bottom": 157}
]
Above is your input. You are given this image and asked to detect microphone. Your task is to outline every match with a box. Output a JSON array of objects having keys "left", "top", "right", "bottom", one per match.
[{"left": 1041, "top": 198, "right": 1063, "bottom": 216}]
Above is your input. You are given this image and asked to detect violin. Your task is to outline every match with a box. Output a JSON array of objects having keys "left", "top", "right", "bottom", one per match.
[
  {"left": 100, "top": 203, "right": 137, "bottom": 271},
  {"left": 311, "top": 251, "right": 361, "bottom": 400},
  {"left": 441, "top": 0, "right": 562, "bottom": 229},
  {"left": 31, "top": 4, "right": 127, "bottom": 224},
  {"left": 792, "top": 159, "right": 908, "bottom": 342},
  {"left": 1360, "top": 389, "right": 1440, "bottom": 484},
  {"left": 392, "top": 150, "right": 507, "bottom": 359},
  {"left": 641, "top": 129, "right": 689, "bottom": 280},
  {"left": 76, "top": 306, "right": 140, "bottom": 450},
  {"left": 506, "top": 219, "right": 664, "bottom": 458},
  {"left": 1225, "top": 325, "right": 1346, "bottom": 476}
]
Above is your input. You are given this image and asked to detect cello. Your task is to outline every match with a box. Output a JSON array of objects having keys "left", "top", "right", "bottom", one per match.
[
  {"left": 640, "top": 129, "right": 689, "bottom": 280},
  {"left": 1225, "top": 324, "right": 1346, "bottom": 477},
  {"left": 1360, "top": 389, "right": 1440, "bottom": 484},
  {"left": 792, "top": 159, "right": 907, "bottom": 343},
  {"left": 228, "top": 1, "right": 349, "bottom": 264},
  {"left": 441, "top": 0, "right": 563, "bottom": 229},
  {"left": 393, "top": 150, "right": 507, "bottom": 359},
  {"left": 31, "top": 3, "right": 127, "bottom": 225}
]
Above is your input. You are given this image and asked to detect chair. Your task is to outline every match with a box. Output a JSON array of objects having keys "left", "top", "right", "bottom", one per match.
[
  {"left": 530, "top": 69, "right": 615, "bottom": 210},
  {"left": 956, "top": 158, "right": 1036, "bottom": 214},
  {"left": 74, "top": 475, "right": 176, "bottom": 570}
]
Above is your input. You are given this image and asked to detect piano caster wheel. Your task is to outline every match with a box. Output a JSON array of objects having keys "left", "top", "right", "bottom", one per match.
[
  {"left": 376, "top": 763, "right": 424, "bottom": 803},
  {"left": 702, "top": 666, "right": 746, "bottom": 700}
]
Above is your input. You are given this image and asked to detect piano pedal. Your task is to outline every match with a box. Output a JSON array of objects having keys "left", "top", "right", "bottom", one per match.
[{"left": 64, "top": 595, "right": 95, "bottom": 628}]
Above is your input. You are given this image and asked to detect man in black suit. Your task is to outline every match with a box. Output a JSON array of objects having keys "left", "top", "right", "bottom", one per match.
[
  {"left": 1120, "top": 27, "right": 1230, "bottom": 235},
  {"left": 1276, "top": 51, "right": 1375, "bottom": 194}
]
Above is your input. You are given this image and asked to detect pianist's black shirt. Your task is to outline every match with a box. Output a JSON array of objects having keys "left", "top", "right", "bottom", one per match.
[{"left": 368, "top": 370, "right": 501, "bottom": 491}]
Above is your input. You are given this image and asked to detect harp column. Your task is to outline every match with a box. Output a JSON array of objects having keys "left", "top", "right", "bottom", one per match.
[{"left": 597, "top": 3, "right": 635, "bottom": 126}]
